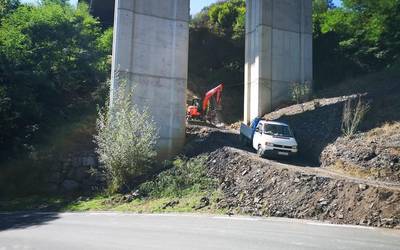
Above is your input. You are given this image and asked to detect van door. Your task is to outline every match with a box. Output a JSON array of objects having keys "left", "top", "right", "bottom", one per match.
[{"left": 252, "top": 123, "right": 263, "bottom": 150}]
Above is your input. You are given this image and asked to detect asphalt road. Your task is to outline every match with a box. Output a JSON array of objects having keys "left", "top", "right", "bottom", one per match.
[{"left": 1, "top": 212, "right": 399, "bottom": 250}]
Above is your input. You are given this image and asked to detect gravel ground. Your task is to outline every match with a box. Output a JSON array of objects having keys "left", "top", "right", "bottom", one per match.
[{"left": 184, "top": 125, "right": 400, "bottom": 229}]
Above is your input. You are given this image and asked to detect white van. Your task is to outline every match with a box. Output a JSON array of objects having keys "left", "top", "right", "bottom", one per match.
[{"left": 240, "top": 119, "right": 298, "bottom": 157}]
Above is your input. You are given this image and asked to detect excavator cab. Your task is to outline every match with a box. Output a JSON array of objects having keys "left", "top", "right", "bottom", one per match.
[
  {"left": 187, "top": 98, "right": 202, "bottom": 121},
  {"left": 191, "top": 98, "right": 202, "bottom": 112}
]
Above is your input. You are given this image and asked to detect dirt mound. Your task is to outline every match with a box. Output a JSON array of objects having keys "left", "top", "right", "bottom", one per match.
[
  {"left": 205, "top": 147, "right": 400, "bottom": 228},
  {"left": 263, "top": 95, "right": 361, "bottom": 163},
  {"left": 184, "top": 125, "right": 243, "bottom": 158},
  {"left": 321, "top": 123, "right": 400, "bottom": 184}
]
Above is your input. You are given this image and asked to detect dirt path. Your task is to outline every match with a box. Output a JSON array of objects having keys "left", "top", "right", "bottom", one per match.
[
  {"left": 187, "top": 125, "right": 400, "bottom": 191},
  {"left": 230, "top": 147, "right": 400, "bottom": 191}
]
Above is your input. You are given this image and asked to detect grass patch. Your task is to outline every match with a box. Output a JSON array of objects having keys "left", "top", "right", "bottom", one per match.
[
  {"left": 138, "top": 156, "right": 217, "bottom": 198},
  {"left": 63, "top": 190, "right": 225, "bottom": 214},
  {"left": 0, "top": 191, "right": 226, "bottom": 214},
  {"left": 0, "top": 156, "right": 225, "bottom": 214}
]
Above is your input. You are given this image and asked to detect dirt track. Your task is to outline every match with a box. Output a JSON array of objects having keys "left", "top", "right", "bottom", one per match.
[{"left": 184, "top": 125, "right": 400, "bottom": 228}]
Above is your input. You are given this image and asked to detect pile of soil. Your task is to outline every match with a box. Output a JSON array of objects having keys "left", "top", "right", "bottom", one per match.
[
  {"left": 321, "top": 123, "right": 400, "bottom": 184},
  {"left": 184, "top": 125, "right": 243, "bottom": 157},
  {"left": 205, "top": 147, "right": 400, "bottom": 228}
]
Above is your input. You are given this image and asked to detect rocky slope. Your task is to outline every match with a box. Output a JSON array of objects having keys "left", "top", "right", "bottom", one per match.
[
  {"left": 185, "top": 125, "right": 400, "bottom": 229},
  {"left": 262, "top": 95, "right": 363, "bottom": 164},
  {"left": 206, "top": 147, "right": 400, "bottom": 228},
  {"left": 321, "top": 123, "right": 400, "bottom": 184}
]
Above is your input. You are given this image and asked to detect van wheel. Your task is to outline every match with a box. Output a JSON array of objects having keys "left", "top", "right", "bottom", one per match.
[{"left": 257, "top": 145, "right": 264, "bottom": 157}]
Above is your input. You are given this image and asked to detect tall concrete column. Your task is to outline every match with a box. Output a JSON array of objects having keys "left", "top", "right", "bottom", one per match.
[
  {"left": 111, "top": 0, "right": 190, "bottom": 160},
  {"left": 244, "top": 0, "right": 312, "bottom": 124}
]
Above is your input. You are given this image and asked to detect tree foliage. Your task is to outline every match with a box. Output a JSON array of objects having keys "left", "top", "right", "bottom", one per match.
[
  {"left": 191, "top": 0, "right": 400, "bottom": 92},
  {"left": 314, "top": 0, "right": 400, "bottom": 87},
  {"left": 207, "top": 0, "right": 245, "bottom": 41},
  {"left": 0, "top": 2, "right": 110, "bottom": 161},
  {"left": 0, "top": 0, "right": 19, "bottom": 20}
]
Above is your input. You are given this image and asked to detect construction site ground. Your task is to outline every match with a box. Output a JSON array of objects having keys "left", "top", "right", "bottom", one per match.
[{"left": 184, "top": 124, "right": 400, "bottom": 229}]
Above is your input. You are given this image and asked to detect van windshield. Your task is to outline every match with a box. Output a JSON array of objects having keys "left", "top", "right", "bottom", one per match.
[{"left": 264, "top": 124, "right": 293, "bottom": 137}]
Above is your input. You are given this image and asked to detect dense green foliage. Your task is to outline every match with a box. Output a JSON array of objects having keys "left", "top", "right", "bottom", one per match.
[
  {"left": 0, "top": 0, "right": 19, "bottom": 21},
  {"left": 189, "top": 0, "right": 400, "bottom": 92},
  {"left": 0, "top": 1, "right": 111, "bottom": 161},
  {"left": 313, "top": 0, "right": 400, "bottom": 87}
]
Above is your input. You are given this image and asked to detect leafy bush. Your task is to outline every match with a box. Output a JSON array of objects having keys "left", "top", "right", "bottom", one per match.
[
  {"left": 139, "top": 157, "right": 217, "bottom": 198},
  {"left": 95, "top": 81, "right": 158, "bottom": 193},
  {"left": 207, "top": 0, "right": 245, "bottom": 40},
  {"left": 0, "top": 2, "right": 110, "bottom": 161},
  {"left": 290, "top": 82, "right": 311, "bottom": 104},
  {"left": 0, "top": 0, "right": 19, "bottom": 21},
  {"left": 341, "top": 96, "right": 370, "bottom": 137}
]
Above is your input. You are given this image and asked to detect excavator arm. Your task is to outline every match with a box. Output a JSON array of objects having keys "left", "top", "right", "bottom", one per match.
[{"left": 202, "top": 83, "right": 224, "bottom": 113}]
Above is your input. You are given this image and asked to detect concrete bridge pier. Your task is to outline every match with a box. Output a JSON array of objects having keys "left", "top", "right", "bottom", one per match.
[
  {"left": 111, "top": 0, "right": 190, "bottom": 160},
  {"left": 244, "top": 0, "right": 313, "bottom": 124}
]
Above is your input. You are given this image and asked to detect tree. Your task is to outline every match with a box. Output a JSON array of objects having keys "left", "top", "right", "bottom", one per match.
[
  {"left": 41, "top": 0, "right": 69, "bottom": 6},
  {"left": 207, "top": 0, "right": 245, "bottom": 41},
  {"left": 320, "top": 0, "right": 400, "bottom": 71},
  {"left": 0, "top": 2, "right": 110, "bottom": 161},
  {"left": 0, "top": 0, "right": 19, "bottom": 20}
]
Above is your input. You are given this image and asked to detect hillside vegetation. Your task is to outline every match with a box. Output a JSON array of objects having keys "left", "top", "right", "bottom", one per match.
[
  {"left": 0, "top": 0, "right": 399, "bottom": 201},
  {"left": 0, "top": 1, "right": 112, "bottom": 163},
  {"left": 1, "top": 0, "right": 400, "bottom": 229}
]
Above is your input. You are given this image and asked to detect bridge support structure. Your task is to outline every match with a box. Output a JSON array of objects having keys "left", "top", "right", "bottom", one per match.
[
  {"left": 111, "top": 0, "right": 312, "bottom": 159},
  {"left": 111, "top": 0, "right": 190, "bottom": 159},
  {"left": 244, "top": 0, "right": 313, "bottom": 124}
]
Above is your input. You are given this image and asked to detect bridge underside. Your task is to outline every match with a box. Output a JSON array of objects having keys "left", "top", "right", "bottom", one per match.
[{"left": 109, "top": 0, "right": 312, "bottom": 159}]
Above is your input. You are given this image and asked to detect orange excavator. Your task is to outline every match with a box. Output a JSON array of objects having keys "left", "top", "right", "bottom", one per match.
[{"left": 186, "top": 83, "right": 224, "bottom": 123}]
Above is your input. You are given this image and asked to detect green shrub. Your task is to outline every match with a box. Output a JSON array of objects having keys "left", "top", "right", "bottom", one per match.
[
  {"left": 95, "top": 81, "right": 158, "bottom": 193},
  {"left": 139, "top": 156, "right": 217, "bottom": 198},
  {"left": 290, "top": 82, "right": 311, "bottom": 104}
]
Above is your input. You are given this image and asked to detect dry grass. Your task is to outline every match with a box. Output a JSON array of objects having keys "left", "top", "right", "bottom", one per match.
[
  {"left": 328, "top": 160, "right": 387, "bottom": 180},
  {"left": 341, "top": 96, "right": 370, "bottom": 137},
  {"left": 367, "top": 122, "right": 400, "bottom": 139}
]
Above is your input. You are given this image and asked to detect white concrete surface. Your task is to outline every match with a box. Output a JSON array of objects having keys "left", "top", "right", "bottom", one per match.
[
  {"left": 111, "top": 0, "right": 190, "bottom": 159},
  {"left": 244, "top": 0, "right": 313, "bottom": 124}
]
